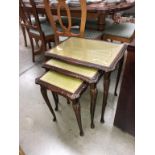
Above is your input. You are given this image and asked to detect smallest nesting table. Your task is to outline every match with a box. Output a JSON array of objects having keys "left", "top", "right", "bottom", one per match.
[{"left": 36, "top": 70, "right": 87, "bottom": 136}]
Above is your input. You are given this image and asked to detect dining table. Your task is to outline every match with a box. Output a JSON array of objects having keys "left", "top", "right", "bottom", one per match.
[
  {"left": 35, "top": 0, "right": 135, "bottom": 30},
  {"left": 45, "top": 37, "right": 127, "bottom": 122}
]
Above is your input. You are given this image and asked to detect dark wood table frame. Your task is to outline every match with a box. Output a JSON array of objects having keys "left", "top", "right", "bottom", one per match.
[
  {"left": 35, "top": 1, "right": 135, "bottom": 30},
  {"left": 45, "top": 40, "right": 127, "bottom": 123}
]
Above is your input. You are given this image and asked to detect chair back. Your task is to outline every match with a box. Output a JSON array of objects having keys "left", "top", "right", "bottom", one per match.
[
  {"left": 44, "top": 0, "right": 87, "bottom": 44},
  {"left": 19, "top": 0, "right": 44, "bottom": 37}
]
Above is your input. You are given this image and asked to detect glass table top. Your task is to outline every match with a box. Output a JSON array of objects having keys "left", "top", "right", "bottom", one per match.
[{"left": 46, "top": 37, "right": 125, "bottom": 69}]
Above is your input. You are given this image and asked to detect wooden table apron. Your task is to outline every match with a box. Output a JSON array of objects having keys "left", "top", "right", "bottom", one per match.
[
  {"left": 45, "top": 38, "right": 127, "bottom": 122},
  {"left": 35, "top": 1, "right": 135, "bottom": 30}
]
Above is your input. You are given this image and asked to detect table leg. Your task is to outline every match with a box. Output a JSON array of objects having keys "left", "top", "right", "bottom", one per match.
[
  {"left": 51, "top": 91, "right": 59, "bottom": 111},
  {"left": 72, "top": 99, "right": 84, "bottom": 136},
  {"left": 97, "top": 13, "right": 106, "bottom": 31},
  {"left": 114, "top": 56, "right": 124, "bottom": 96},
  {"left": 40, "top": 86, "right": 56, "bottom": 121},
  {"left": 21, "top": 25, "right": 27, "bottom": 47},
  {"left": 100, "top": 72, "right": 111, "bottom": 123},
  {"left": 90, "top": 83, "right": 98, "bottom": 128}
]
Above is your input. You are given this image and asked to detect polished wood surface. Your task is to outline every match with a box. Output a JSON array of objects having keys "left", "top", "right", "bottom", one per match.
[
  {"left": 36, "top": 1, "right": 135, "bottom": 14},
  {"left": 35, "top": 0, "right": 135, "bottom": 30},
  {"left": 114, "top": 43, "right": 135, "bottom": 136}
]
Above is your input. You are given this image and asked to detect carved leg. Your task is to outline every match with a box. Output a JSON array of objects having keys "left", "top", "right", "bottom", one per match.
[
  {"left": 72, "top": 99, "right": 84, "bottom": 136},
  {"left": 51, "top": 91, "right": 59, "bottom": 111},
  {"left": 114, "top": 57, "right": 124, "bottom": 96},
  {"left": 90, "top": 83, "right": 98, "bottom": 128},
  {"left": 100, "top": 72, "right": 111, "bottom": 123},
  {"left": 40, "top": 86, "right": 56, "bottom": 121}
]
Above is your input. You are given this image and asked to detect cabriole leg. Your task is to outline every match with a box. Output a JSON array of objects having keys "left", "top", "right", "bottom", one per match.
[
  {"left": 101, "top": 72, "right": 111, "bottom": 123},
  {"left": 90, "top": 83, "right": 98, "bottom": 128},
  {"left": 72, "top": 99, "right": 84, "bottom": 136},
  {"left": 40, "top": 86, "right": 56, "bottom": 121},
  {"left": 51, "top": 91, "right": 59, "bottom": 111},
  {"left": 114, "top": 56, "right": 124, "bottom": 96}
]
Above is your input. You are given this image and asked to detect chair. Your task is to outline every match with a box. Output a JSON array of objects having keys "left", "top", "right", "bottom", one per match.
[
  {"left": 55, "top": 16, "right": 107, "bottom": 39},
  {"left": 19, "top": 14, "right": 47, "bottom": 47},
  {"left": 20, "top": 18, "right": 28, "bottom": 47},
  {"left": 103, "top": 22, "right": 135, "bottom": 43},
  {"left": 102, "top": 14, "right": 135, "bottom": 95},
  {"left": 19, "top": 0, "right": 55, "bottom": 62},
  {"left": 61, "top": 16, "right": 114, "bottom": 31}
]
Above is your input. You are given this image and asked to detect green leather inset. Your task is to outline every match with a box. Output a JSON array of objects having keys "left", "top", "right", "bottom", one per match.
[
  {"left": 31, "top": 16, "right": 47, "bottom": 24},
  {"left": 30, "top": 22, "right": 54, "bottom": 36},
  {"left": 40, "top": 71, "right": 83, "bottom": 93},
  {"left": 60, "top": 17, "right": 113, "bottom": 30},
  {"left": 71, "top": 28, "right": 103, "bottom": 39},
  {"left": 104, "top": 23, "right": 135, "bottom": 38},
  {"left": 46, "top": 59, "right": 98, "bottom": 78},
  {"left": 48, "top": 37, "right": 124, "bottom": 67}
]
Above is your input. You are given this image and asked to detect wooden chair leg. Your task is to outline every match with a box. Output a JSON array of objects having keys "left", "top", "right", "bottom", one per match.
[
  {"left": 21, "top": 26, "right": 27, "bottom": 47},
  {"left": 51, "top": 91, "right": 59, "bottom": 111},
  {"left": 100, "top": 72, "right": 111, "bottom": 123},
  {"left": 90, "top": 83, "right": 98, "bottom": 128},
  {"left": 35, "top": 39, "right": 39, "bottom": 48},
  {"left": 29, "top": 37, "right": 35, "bottom": 62},
  {"left": 114, "top": 56, "right": 124, "bottom": 96},
  {"left": 72, "top": 99, "right": 84, "bottom": 136},
  {"left": 40, "top": 86, "right": 56, "bottom": 121},
  {"left": 48, "top": 42, "right": 51, "bottom": 49}
]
